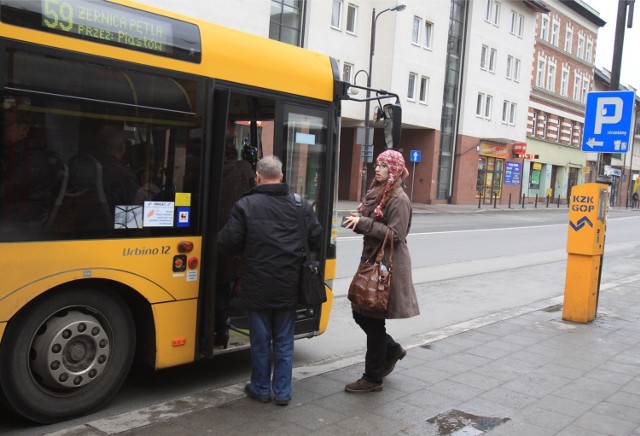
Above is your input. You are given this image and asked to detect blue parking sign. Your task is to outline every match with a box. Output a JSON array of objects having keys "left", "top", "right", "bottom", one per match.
[
  {"left": 582, "top": 90, "right": 635, "bottom": 153},
  {"left": 409, "top": 150, "right": 421, "bottom": 163}
]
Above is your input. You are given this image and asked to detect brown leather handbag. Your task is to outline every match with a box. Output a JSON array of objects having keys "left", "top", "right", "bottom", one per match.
[{"left": 348, "top": 229, "right": 394, "bottom": 311}]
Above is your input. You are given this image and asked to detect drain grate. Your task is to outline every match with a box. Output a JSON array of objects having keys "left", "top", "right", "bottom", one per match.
[{"left": 426, "top": 409, "right": 510, "bottom": 435}]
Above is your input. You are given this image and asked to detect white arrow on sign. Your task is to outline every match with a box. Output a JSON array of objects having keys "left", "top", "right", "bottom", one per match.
[
  {"left": 585, "top": 137, "right": 604, "bottom": 148},
  {"left": 412, "top": 151, "right": 419, "bottom": 161}
]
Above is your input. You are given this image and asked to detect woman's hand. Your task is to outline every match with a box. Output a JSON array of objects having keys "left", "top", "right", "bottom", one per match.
[{"left": 342, "top": 213, "right": 360, "bottom": 230}]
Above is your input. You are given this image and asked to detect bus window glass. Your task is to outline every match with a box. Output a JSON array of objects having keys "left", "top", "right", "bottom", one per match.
[
  {"left": 1, "top": 50, "right": 203, "bottom": 241},
  {"left": 283, "top": 106, "right": 327, "bottom": 222}
]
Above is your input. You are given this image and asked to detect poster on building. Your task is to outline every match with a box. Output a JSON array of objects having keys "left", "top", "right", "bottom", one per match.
[{"left": 504, "top": 162, "right": 522, "bottom": 185}]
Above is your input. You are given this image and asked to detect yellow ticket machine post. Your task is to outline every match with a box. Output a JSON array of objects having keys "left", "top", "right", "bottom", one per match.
[{"left": 563, "top": 183, "right": 609, "bottom": 323}]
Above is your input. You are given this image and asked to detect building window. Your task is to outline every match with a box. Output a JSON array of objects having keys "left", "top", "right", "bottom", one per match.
[
  {"left": 407, "top": 72, "right": 417, "bottom": 100},
  {"left": 509, "top": 102, "right": 516, "bottom": 125},
  {"left": 506, "top": 55, "right": 513, "bottom": 79},
  {"left": 518, "top": 14, "right": 524, "bottom": 37},
  {"left": 565, "top": 28, "right": 573, "bottom": 53},
  {"left": 502, "top": 101, "right": 516, "bottom": 125},
  {"left": 346, "top": 3, "right": 357, "bottom": 34},
  {"left": 577, "top": 35, "right": 584, "bottom": 59},
  {"left": 547, "top": 61, "right": 556, "bottom": 92},
  {"left": 492, "top": 1, "right": 500, "bottom": 26},
  {"left": 542, "top": 113, "right": 548, "bottom": 138},
  {"left": 485, "top": 95, "right": 493, "bottom": 119},
  {"left": 514, "top": 58, "right": 521, "bottom": 82},
  {"left": 502, "top": 100, "right": 508, "bottom": 123},
  {"left": 551, "top": 20, "right": 559, "bottom": 46},
  {"left": 581, "top": 79, "right": 589, "bottom": 103},
  {"left": 573, "top": 73, "right": 581, "bottom": 101},
  {"left": 342, "top": 62, "right": 353, "bottom": 82},
  {"left": 557, "top": 117, "right": 564, "bottom": 142},
  {"left": 485, "top": 0, "right": 492, "bottom": 22},
  {"left": 536, "top": 59, "right": 546, "bottom": 87},
  {"left": 424, "top": 22, "right": 433, "bottom": 49},
  {"left": 531, "top": 110, "right": 538, "bottom": 136},
  {"left": 331, "top": 0, "right": 343, "bottom": 29},
  {"left": 419, "top": 76, "right": 429, "bottom": 103},
  {"left": 412, "top": 16, "right": 421, "bottom": 45},
  {"left": 476, "top": 93, "right": 485, "bottom": 117},
  {"left": 560, "top": 68, "right": 569, "bottom": 97},
  {"left": 270, "top": 0, "right": 305, "bottom": 46},
  {"left": 489, "top": 48, "right": 497, "bottom": 73},
  {"left": 480, "top": 45, "right": 489, "bottom": 70},
  {"left": 586, "top": 40, "right": 593, "bottom": 63},
  {"left": 540, "top": 17, "right": 549, "bottom": 41},
  {"left": 510, "top": 10, "right": 517, "bottom": 34}
]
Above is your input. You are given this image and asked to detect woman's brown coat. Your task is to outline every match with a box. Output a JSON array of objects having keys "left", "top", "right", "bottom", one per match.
[{"left": 352, "top": 188, "right": 420, "bottom": 319}]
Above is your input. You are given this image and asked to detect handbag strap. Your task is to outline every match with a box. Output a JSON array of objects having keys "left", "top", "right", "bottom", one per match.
[
  {"left": 373, "top": 228, "right": 394, "bottom": 266},
  {"left": 292, "top": 193, "right": 311, "bottom": 260}
]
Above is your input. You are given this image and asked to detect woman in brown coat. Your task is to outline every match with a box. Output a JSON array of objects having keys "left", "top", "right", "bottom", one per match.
[{"left": 342, "top": 149, "right": 420, "bottom": 393}]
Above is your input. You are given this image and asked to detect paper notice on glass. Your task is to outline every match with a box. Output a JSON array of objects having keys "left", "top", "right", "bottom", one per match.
[{"left": 144, "top": 201, "right": 175, "bottom": 227}]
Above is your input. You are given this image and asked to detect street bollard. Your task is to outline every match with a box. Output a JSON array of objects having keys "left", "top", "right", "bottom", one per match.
[
  {"left": 493, "top": 193, "right": 497, "bottom": 209},
  {"left": 546, "top": 195, "right": 550, "bottom": 208},
  {"left": 557, "top": 195, "right": 560, "bottom": 208},
  {"left": 522, "top": 194, "right": 525, "bottom": 208},
  {"left": 508, "top": 193, "right": 512, "bottom": 209},
  {"left": 535, "top": 194, "right": 538, "bottom": 208},
  {"left": 478, "top": 195, "right": 481, "bottom": 209}
]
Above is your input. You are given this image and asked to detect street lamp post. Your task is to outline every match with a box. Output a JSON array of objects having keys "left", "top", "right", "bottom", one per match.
[{"left": 360, "top": 2, "right": 406, "bottom": 201}]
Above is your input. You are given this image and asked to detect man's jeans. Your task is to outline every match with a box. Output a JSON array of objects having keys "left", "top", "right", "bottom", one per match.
[{"left": 247, "top": 308, "right": 296, "bottom": 400}]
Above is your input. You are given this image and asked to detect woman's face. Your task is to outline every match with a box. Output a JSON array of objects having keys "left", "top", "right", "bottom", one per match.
[{"left": 374, "top": 161, "right": 390, "bottom": 183}]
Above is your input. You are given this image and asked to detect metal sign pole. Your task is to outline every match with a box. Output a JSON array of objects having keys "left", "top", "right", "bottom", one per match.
[{"left": 411, "top": 161, "right": 416, "bottom": 202}]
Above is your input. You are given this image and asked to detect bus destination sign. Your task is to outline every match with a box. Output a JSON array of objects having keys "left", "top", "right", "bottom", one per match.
[{"left": 0, "top": 0, "right": 202, "bottom": 63}]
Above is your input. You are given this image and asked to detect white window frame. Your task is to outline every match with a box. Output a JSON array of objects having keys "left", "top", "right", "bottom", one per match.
[
  {"left": 502, "top": 100, "right": 509, "bottom": 124},
  {"left": 484, "top": 95, "right": 493, "bottom": 120},
  {"left": 346, "top": 3, "right": 358, "bottom": 34},
  {"left": 518, "top": 14, "right": 524, "bottom": 38},
  {"left": 581, "top": 79, "right": 589, "bottom": 103},
  {"left": 412, "top": 16, "right": 421, "bottom": 45},
  {"left": 492, "top": 1, "right": 500, "bottom": 26},
  {"left": 560, "top": 68, "right": 569, "bottom": 97},
  {"left": 531, "top": 110, "right": 538, "bottom": 136},
  {"left": 509, "top": 102, "right": 517, "bottom": 125},
  {"left": 514, "top": 58, "right": 521, "bottom": 82},
  {"left": 510, "top": 10, "right": 517, "bottom": 35},
  {"left": 540, "top": 17, "right": 549, "bottom": 41},
  {"left": 577, "top": 35, "right": 585, "bottom": 59},
  {"left": 536, "top": 58, "right": 546, "bottom": 88},
  {"left": 476, "top": 93, "right": 485, "bottom": 117},
  {"left": 423, "top": 21, "right": 433, "bottom": 49},
  {"left": 551, "top": 20, "right": 559, "bottom": 46},
  {"left": 586, "top": 40, "right": 593, "bottom": 63},
  {"left": 573, "top": 73, "right": 581, "bottom": 101},
  {"left": 342, "top": 62, "right": 353, "bottom": 83},
  {"left": 419, "top": 76, "right": 429, "bottom": 104},
  {"left": 480, "top": 45, "right": 489, "bottom": 70},
  {"left": 506, "top": 55, "right": 513, "bottom": 79},
  {"left": 331, "top": 0, "right": 343, "bottom": 29},
  {"left": 489, "top": 48, "right": 497, "bottom": 73},
  {"left": 407, "top": 72, "right": 417, "bottom": 100},
  {"left": 565, "top": 28, "right": 573, "bottom": 53},
  {"left": 547, "top": 61, "right": 556, "bottom": 92},
  {"left": 484, "top": 0, "right": 492, "bottom": 22}
]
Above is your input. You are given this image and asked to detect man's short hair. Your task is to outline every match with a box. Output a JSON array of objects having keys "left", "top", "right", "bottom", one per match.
[{"left": 256, "top": 155, "right": 282, "bottom": 180}]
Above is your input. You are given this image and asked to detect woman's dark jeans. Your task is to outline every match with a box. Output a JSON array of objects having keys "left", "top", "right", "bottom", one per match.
[{"left": 353, "top": 311, "right": 400, "bottom": 383}]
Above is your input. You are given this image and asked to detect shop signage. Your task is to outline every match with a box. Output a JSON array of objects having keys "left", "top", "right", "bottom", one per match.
[
  {"left": 479, "top": 143, "right": 508, "bottom": 158},
  {"left": 504, "top": 162, "right": 522, "bottom": 185},
  {"left": 513, "top": 142, "right": 527, "bottom": 154}
]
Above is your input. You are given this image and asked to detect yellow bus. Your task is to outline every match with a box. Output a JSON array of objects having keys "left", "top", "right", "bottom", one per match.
[{"left": 0, "top": 0, "right": 355, "bottom": 423}]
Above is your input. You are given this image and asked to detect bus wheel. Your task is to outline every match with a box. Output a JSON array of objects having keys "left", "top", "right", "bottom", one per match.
[{"left": 0, "top": 288, "right": 135, "bottom": 423}]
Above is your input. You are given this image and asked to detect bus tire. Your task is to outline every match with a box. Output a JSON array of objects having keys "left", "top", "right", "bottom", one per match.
[{"left": 0, "top": 287, "right": 135, "bottom": 423}]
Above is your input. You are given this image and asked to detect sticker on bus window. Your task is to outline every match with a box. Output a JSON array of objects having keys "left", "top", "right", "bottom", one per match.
[
  {"left": 114, "top": 205, "right": 143, "bottom": 229},
  {"left": 144, "top": 201, "right": 175, "bottom": 227},
  {"left": 176, "top": 207, "right": 190, "bottom": 227},
  {"left": 175, "top": 192, "right": 191, "bottom": 207}
]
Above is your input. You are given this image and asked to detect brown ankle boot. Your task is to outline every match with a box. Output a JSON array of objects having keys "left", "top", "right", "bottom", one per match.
[
  {"left": 383, "top": 346, "right": 407, "bottom": 377},
  {"left": 345, "top": 378, "right": 383, "bottom": 393}
]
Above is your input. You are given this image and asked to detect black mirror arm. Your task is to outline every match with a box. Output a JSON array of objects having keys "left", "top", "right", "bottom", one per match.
[{"left": 337, "top": 81, "right": 400, "bottom": 104}]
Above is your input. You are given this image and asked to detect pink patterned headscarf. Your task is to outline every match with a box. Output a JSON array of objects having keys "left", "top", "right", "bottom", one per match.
[{"left": 358, "top": 150, "right": 409, "bottom": 219}]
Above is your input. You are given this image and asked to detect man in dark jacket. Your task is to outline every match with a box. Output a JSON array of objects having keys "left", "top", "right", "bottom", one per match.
[{"left": 217, "top": 155, "right": 322, "bottom": 406}]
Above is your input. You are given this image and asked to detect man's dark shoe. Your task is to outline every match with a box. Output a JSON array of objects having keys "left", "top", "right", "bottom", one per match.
[
  {"left": 383, "top": 346, "right": 407, "bottom": 377},
  {"left": 344, "top": 378, "right": 383, "bottom": 393},
  {"left": 244, "top": 384, "right": 271, "bottom": 403},
  {"left": 274, "top": 397, "right": 290, "bottom": 406}
]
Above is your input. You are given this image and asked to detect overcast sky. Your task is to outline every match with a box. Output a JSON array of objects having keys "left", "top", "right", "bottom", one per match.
[{"left": 585, "top": 0, "right": 639, "bottom": 90}]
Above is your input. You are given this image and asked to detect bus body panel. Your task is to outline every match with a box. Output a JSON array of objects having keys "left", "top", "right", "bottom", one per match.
[
  {"left": 0, "top": 321, "right": 5, "bottom": 343},
  {"left": 0, "top": 237, "right": 202, "bottom": 322},
  {"left": 152, "top": 299, "right": 198, "bottom": 368}
]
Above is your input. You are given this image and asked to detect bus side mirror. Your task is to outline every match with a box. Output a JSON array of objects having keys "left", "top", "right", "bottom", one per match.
[{"left": 383, "top": 103, "right": 402, "bottom": 149}]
